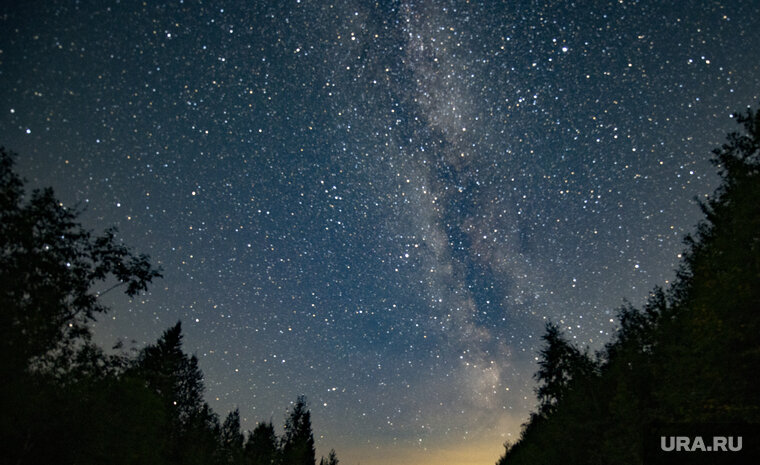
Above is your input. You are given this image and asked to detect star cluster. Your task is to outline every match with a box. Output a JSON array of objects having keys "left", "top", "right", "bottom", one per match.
[{"left": 1, "top": 1, "right": 759, "bottom": 463}]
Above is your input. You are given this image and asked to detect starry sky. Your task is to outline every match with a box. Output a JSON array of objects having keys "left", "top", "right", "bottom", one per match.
[{"left": 1, "top": 1, "right": 759, "bottom": 463}]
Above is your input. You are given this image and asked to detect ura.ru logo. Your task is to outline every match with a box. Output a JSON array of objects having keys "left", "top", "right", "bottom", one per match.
[{"left": 660, "top": 436, "right": 742, "bottom": 452}]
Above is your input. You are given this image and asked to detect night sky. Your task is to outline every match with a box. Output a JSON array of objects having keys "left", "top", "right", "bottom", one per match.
[{"left": 2, "top": 1, "right": 759, "bottom": 463}]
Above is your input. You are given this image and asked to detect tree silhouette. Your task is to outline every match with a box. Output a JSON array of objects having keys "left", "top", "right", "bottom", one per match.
[
  {"left": 135, "top": 322, "right": 207, "bottom": 425},
  {"left": 245, "top": 421, "right": 281, "bottom": 465},
  {"left": 319, "top": 449, "right": 339, "bottom": 465},
  {"left": 281, "top": 396, "right": 316, "bottom": 465},
  {"left": 0, "top": 147, "right": 166, "bottom": 465},
  {"left": 0, "top": 148, "right": 161, "bottom": 378},
  {"left": 0, "top": 147, "right": 344, "bottom": 465},
  {"left": 132, "top": 321, "right": 221, "bottom": 464},
  {"left": 534, "top": 322, "right": 597, "bottom": 415},
  {"left": 220, "top": 408, "right": 245, "bottom": 465},
  {"left": 496, "top": 105, "right": 760, "bottom": 464}
]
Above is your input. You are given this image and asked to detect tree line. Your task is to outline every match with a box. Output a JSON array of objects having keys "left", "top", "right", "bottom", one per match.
[
  {"left": 0, "top": 148, "right": 339, "bottom": 465},
  {"left": 496, "top": 107, "right": 760, "bottom": 464}
]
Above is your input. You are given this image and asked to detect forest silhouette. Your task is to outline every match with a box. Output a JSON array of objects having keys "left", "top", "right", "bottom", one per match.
[
  {"left": 496, "top": 107, "right": 760, "bottom": 464},
  {"left": 2, "top": 106, "right": 759, "bottom": 465},
  {"left": 0, "top": 148, "right": 338, "bottom": 465}
]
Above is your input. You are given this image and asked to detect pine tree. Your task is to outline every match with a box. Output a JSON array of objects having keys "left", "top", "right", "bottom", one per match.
[
  {"left": 244, "top": 421, "right": 280, "bottom": 465},
  {"left": 220, "top": 408, "right": 245, "bottom": 464},
  {"left": 134, "top": 322, "right": 220, "bottom": 464},
  {"left": 135, "top": 322, "right": 207, "bottom": 426},
  {"left": 319, "top": 449, "right": 339, "bottom": 465},
  {"left": 534, "top": 322, "right": 596, "bottom": 415},
  {"left": 281, "top": 396, "right": 316, "bottom": 465}
]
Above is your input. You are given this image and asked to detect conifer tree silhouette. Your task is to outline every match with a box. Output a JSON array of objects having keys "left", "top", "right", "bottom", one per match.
[{"left": 281, "top": 396, "right": 316, "bottom": 465}]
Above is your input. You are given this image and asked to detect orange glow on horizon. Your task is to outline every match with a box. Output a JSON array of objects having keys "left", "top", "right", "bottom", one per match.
[{"left": 319, "top": 415, "right": 524, "bottom": 465}]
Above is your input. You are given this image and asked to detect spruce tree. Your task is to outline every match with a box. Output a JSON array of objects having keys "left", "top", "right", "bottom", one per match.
[
  {"left": 281, "top": 396, "right": 316, "bottom": 465},
  {"left": 244, "top": 421, "right": 280, "bottom": 465},
  {"left": 220, "top": 408, "right": 245, "bottom": 464},
  {"left": 134, "top": 322, "right": 220, "bottom": 464}
]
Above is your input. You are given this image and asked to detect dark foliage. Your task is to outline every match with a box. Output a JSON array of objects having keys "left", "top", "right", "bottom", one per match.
[
  {"left": 245, "top": 421, "right": 280, "bottom": 465},
  {"left": 221, "top": 409, "right": 246, "bottom": 465},
  {"left": 0, "top": 148, "right": 161, "bottom": 378},
  {"left": 319, "top": 449, "right": 339, "bottom": 465},
  {"left": 534, "top": 322, "right": 598, "bottom": 415},
  {"left": 496, "top": 107, "right": 760, "bottom": 464},
  {"left": 0, "top": 148, "right": 336, "bottom": 465},
  {"left": 282, "top": 396, "right": 317, "bottom": 465}
]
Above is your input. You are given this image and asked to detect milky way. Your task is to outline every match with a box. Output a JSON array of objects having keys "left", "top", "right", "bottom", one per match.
[{"left": 1, "top": 1, "right": 759, "bottom": 463}]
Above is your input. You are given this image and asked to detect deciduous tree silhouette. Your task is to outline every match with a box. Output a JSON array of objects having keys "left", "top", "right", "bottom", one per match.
[
  {"left": 0, "top": 147, "right": 165, "bottom": 464},
  {"left": 0, "top": 148, "right": 161, "bottom": 378}
]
